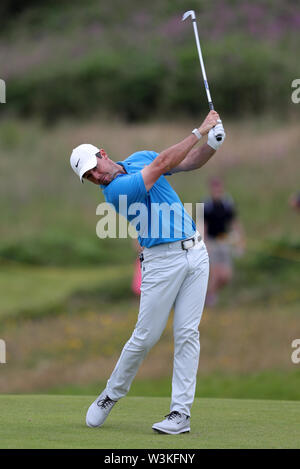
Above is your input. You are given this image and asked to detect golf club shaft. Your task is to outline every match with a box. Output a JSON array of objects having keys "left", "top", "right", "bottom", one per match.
[
  {"left": 191, "top": 18, "right": 214, "bottom": 111},
  {"left": 187, "top": 13, "right": 223, "bottom": 141}
]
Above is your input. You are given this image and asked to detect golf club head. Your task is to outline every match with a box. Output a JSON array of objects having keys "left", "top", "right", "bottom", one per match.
[{"left": 182, "top": 10, "right": 196, "bottom": 22}]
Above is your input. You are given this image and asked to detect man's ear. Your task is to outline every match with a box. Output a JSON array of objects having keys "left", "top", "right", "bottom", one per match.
[{"left": 99, "top": 148, "right": 108, "bottom": 159}]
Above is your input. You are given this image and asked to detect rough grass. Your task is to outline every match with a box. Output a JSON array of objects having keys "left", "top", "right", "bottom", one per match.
[
  {"left": 0, "top": 287, "right": 299, "bottom": 399},
  {"left": 0, "top": 264, "right": 131, "bottom": 321},
  {"left": 0, "top": 117, "right": 299, "bottom": 398},
  {"left": 0, "top": 395, "right": 299, "bottom": 449}
]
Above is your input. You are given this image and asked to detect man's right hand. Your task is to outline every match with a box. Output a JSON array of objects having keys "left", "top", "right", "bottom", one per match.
[{"left": 198, "top": 110, "right": 220, "bottom": 136}]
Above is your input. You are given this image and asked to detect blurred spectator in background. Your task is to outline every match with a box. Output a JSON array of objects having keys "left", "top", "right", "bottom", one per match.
[
  {"left": 203, "top": 178, "right": 245, "bottom": 307},
  {"left": 289, "top": 192, "right": 300, "bottom": 213},
  {"left": 131, "top": 239, "right": 143, "bottom": 296}
]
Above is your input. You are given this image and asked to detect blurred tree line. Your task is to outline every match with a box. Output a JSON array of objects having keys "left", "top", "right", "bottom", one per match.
[{"left": 1, "top": 0, "right": 298, "bottom": 122}]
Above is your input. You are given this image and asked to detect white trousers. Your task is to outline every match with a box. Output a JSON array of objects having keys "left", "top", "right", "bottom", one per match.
[{"left": 105, "top": 237, "right": 209, "bottom": 416}]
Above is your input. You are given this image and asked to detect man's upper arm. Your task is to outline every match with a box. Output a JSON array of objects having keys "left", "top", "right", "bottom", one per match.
[
  {"left": 168, "top": 160, "right": 189, "bottom": 174},
  {"left": 140, "top": 147, "right": 192, "bottom": 189},
  {"left": 138, "top": 150, "right": 170, "bottom": 191},
  {"left": 141, "top": 162, "right": 166, "bottom": 192}
]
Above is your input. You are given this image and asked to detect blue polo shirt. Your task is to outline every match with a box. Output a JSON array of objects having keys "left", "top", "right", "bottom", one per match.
[{"left": 101, "top": 150, "right": 196, "bottom": 248}]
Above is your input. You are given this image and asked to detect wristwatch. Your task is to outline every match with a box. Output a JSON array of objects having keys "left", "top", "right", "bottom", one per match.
[{"left": 192, "top": 128, "right": 202, "bottom": 140}]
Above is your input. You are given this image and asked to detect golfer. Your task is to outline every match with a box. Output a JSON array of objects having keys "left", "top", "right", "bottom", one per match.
[
  {"left": 70, "top": 110, "right": 225, "bottom": 434},
  {"left": 204, "top": 178, "right": 245, "bottom": 306}
]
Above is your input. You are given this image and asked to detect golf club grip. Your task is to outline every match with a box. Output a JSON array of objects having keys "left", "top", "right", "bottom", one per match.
[
  {"left": 210, "top": 102, "right": 223, "bottom": 140},
  {"left": 209, "top": 102, "right": 222, "bottom": 140},
  {"left": 214, "top": 117, "right": 224, "bottom": 141}
]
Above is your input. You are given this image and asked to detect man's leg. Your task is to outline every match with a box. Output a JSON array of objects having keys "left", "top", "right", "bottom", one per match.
[
  {"left": 86, "top": 251, "right": 188, "bottom": 428},
  {"left": 171, "top": 243, "right": 209, "bottom": 416},
  {"left": 105, "top": 252, "right": 188, "bottom": 401}
]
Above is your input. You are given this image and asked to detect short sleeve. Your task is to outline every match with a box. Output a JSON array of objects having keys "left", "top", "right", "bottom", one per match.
[
  {"left": 142, "top": 150, "right": 172, "bottom": 177},
  {"left": 105, "top": 171, "right": 147, "bottom": 208},
  {"left": 145, "top": 151, "right": 159, "bottom": 161}
]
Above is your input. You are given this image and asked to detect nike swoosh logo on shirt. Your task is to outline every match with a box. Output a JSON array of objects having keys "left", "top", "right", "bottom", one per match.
[{"left": 75, "top": 159, "right": 80, "bottom": 168}]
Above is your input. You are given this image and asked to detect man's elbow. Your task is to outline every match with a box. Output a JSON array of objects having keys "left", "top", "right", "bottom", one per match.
[{"left": 154, "top": 153, "right": 173, "bottom": 173}]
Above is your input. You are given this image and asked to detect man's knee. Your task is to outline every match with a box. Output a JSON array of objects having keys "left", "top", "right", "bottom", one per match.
[
  {"left": 174, "top": 327, "right": 200, "bottom": 351},
  {"left": 127, "top": 327, "right": 161, "bottom": 353}
]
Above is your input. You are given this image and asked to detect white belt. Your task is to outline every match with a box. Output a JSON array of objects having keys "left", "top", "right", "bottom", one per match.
[
  {"left": 140, "top": 232, "right": 202, "bottom": 261},
  {"left": 181, "top": 233, "right": 202, "bottom": 250}
]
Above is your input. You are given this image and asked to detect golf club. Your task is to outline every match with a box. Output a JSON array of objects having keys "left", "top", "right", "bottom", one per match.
[{"left": 182, "top": 10, "right": 224, "bottom": 142}]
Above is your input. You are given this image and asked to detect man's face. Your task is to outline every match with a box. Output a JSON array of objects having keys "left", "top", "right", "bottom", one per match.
[{"left": 83, "top": 149, "right": 114, "bottom": 185}]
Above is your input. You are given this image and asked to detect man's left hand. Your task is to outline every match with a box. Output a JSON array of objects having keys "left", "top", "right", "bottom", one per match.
[{"left": 207, "top": 120, "right": 226, "bottom": 150}]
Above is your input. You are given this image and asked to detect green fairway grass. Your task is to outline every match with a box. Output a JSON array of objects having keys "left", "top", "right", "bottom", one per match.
[
  {"left": 48, "top": 371, "right": 300, "bottom": 402},
  {"left": 0, "top": 395, "right": 299, "bottom": 449}
]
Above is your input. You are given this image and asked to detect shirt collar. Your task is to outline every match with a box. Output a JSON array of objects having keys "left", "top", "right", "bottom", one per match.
[{"left": 99, "top": 162, "right": 127, "bottom": 190}]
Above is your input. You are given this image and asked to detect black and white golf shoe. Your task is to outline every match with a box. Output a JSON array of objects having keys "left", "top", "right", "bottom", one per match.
[
  {"left": 152, "top": 411, "right": 191, "bottom": 435},
  {"left": 86, "top": 391, "right": 117, "bottom": 428}
]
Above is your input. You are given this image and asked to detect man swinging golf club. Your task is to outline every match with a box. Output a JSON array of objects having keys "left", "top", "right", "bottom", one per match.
[
  {"left": 70, "top": 111, "right": 225, "bottom": 434},
  {"left": 69, "top": 11, "right": 226, "bottom": 434}
]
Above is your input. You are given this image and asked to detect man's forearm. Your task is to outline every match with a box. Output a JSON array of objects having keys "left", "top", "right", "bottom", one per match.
[
  {"left": 155, "top": 110, "right": 221, "bottom": 173},
  {"left": 156, "top": 133, "right": 199, "bottom": 172},
  {"left": 172, "top": 143, "right": 216, "bottom": 173},
  {"left": 141, "top": 111, "right": 221, "bottom": 190}
]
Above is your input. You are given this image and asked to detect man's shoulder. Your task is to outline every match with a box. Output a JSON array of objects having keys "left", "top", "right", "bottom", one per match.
[
  {"left": 104, "top": 170, "right": 145, "bottom": 199},
  {"left": 123, "top": 150, "right": 159, "bottom": 165}
]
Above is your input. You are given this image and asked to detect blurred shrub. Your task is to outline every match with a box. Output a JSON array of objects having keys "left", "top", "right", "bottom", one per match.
[
  {"left": 220, "top": 236, "right": 300, "bottom": 307},
  {"left": 2, "top": 0, "right": 298, "bottom": 121},
  {"left": 0, "top": 0, "right": 40, "bottom": 18},
  {"left": 161, "top": 36, "right": 294, "bottom": 116},
  {"left": 6, "top": 38, "right": 295, "bottom": 122},
  {"left": 0, "top": 233, "right": 134, "bottom": 266},
  {"left": 249, "top": 237, "right": 300, "bottom": 271},
  {"left": 8, "top": 51, "right": 166, "bottom": 123},
  {"left": 69, "top": 277, "right": 133, "bottom": 306}
]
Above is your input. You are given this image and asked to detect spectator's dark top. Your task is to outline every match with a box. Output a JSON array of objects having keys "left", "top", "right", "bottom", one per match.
[{"left": 204, "top": 196, "right": 236, "bottom": 238}]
